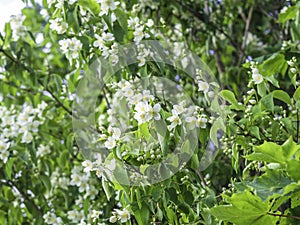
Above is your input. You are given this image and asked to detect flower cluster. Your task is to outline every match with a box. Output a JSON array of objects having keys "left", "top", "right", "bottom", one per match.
[
  {"left": 287, "top": 57, "right": 298, "bottom": 75},
  {"left": 10, "top": 14, "right": 25, "bottom": 40},
  {"left": 109, "top": 208, "right": 131, "bottom": 223},
  {"left": 49, "top": 18, "right": 68, "bottom": 34},
  {"left": 0, "top": 102, "right": 47, "bottom": 163},
  {"left": 59, "top": 37, "right": 82, "bottom": 62},
  {"left": 250, "top": 62, "right": 263, "bottom": 84}
]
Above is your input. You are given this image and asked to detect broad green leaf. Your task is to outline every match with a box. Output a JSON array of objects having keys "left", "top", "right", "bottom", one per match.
[
  {"left": 261, "top": 93, "right": 274, "bottom": 112},
  {"left": 281, "top": 137, "right": 300, "bottom": 160},
  {"left": 247, "top": 170, "right": 291, "bottom": 200},
  {"left": 138, "top": 123, "right": 150, "bottom": 140},
  {"left": 219, "top": 90, "right": 244, "bottom": 111},
  {"left": 273, "top": 90, "right": 291, "bottom": 105},
  {"left": 257, "top": 82, "right": 266, "bottom": 97},
  {"left": 278, "top": 5, "right": 299, "bottom": 23},
  {"left": 211, "top": 191, "right": 277, "bottom": 225},
  {"left": 249, "top": 126, "right": 261, "bottom": 140},
  {"left": 245, "top": 141, "right": 284, "bottom": 163},
  {"left": 293, "top": 86, "right": 300, "bottom": 100},
  {"left": 287, "top": 160, "right": 300, "bottom": 181},
  {"left": 5, "top": 157, "right": 16, "bottom": 180},
  {"left": 77, "top": 0, "right": 100, "bottom": 15},
  {"left": 132, "top": 204, "right": 150, "bottom": 225},
  {"left": 259, "top": 53, "right": 287, "bottom": 76}
]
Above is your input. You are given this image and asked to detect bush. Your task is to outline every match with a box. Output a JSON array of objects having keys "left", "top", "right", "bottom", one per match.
[{"left": 0, "top": 0, "right": 300, "bottom": 224}]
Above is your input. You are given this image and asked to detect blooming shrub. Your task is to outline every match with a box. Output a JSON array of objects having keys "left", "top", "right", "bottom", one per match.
[{"left": 0, "top": 0, "right": 300, "bottom": 224}]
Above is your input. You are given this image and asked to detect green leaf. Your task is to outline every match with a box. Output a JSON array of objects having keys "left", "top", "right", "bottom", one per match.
[
  {"left": 273, "top": 90, "right": 291, "bottom": 105},
  {"left": 245, "top": 141, "right": 284, "bottom": 163},
  {"left": 210, "top": 191, "right": 276, "bottom": 225},
  {"left": 77, "top": 0, "right": 100, "bottom": 15},
  {"left": 247, "top": 170, "right": 291, "bottom": 200},
  {"left": 40, "top": 174, "right": 51, "bottom": 192},
  {"left": 278, "top": 5, "right": 299, "bottom": 23},
  {"left": 293, "top": 86, "right": 300, "bottom": 100},
  {"left": 219, "top": 90, "right": 244, "bottom": 111},
  {"left": 138, "top": 123, "right": 150, "bottom": 140},
  {"left": 132, "top": 204, "right": 150, "bottom": 225},
  {"left": 249, "top": 126, "right": 261, "bottom": 140},
  {"left": 257, "top": 82, "right": 266, "bottom": 97},
  {"left": 259, "top": 53, "right": 287, "bottom": 76},
  {"left": 287, "top": 160, "right": 300, "bottom": 181},
  {"left": 281, "top": 137, "right": 300, "bottom": 160},
  {"left": 260, "top": 93, "right": 274, "bottom": 112},
  {"left": 102, "top": 179, "right": 112, "bottom": 200},
  {"left": 5, "top": 157, "right": 16, "bottom": 180}
]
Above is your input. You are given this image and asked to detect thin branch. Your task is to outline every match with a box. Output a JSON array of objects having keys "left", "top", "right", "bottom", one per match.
[
  {"left": 238, "top": 5, "right": 254, "bottom": 65},
  {"left": 174, "top": 0, "right": 241, "bottom": 52},
  {"left": 196, "top": 170, "right": 207, "bottom": 187},
  {"left": 1, "top": 180, "right": 43, "bottom": 216},
  {"left": 267, "top": 212, "right": 300, "bottom": 220},
  {"left": 102, "top": 86, "right": 111, "bottom": 109}
]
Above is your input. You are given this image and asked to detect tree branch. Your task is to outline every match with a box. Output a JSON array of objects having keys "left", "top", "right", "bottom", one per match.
[
  {"left": 238, "top": 5, "right": 254, "bottom": 65},
  {"left": 267, "top": 212, "right": 300, "bottom": 220},
  {"left": 1, "top": 180, "right": 43, "bottom": 216}
]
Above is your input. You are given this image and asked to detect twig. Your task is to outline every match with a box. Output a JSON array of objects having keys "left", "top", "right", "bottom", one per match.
[
  {"left": 267, "top": 212, "right": 300, "bottom": 220},
  {"left": 196, "top": 170, "right": 207, "bottom": 187},
  {"left": 238, "top": 5, "right": 254, "bottom": 66},
  {"left": 1, "top": 180, "right": 43, "bottom": 216},
  {"left": 174, "top": 0, "right": 240, "bottom": 51}
]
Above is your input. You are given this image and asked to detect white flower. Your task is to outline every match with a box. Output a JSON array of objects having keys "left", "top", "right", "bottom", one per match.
[
  {"left": 128, "top": 93, "right": 142, "bottom": 106},
  {"left": 146, "top": 19, "right": 154, "bottom": 27},
  {"left": 0, "top": 150, "right": 9, "bottom": 163},
  {"left": 167, "top": 109, "right": 182, "bottom": 131},
  {"left": 91, "top": 210, "right": 102, "bottom": 222},
  {"left": 59, "top": 39, "right": 70, "bottom": 54},
  {"left": 252, "top": 73, "right": 263, "bottom": 84},
  {"left": 198, "top": 81, "right": 209, "bottom": 93},
  {"left": 287, "top": 60, "right": 295, "bottom": 67},
  {"left": 36, "top": 144, "right": 51, "bottom": 157},
  {"left": 113, "top": 209, "right": 130, "bottom": 223},
  {"left": 43, "top": 212, "right": 63, "bottom": 225},
  {"left": 49, "top": 18, "right": 68, "bottom": 34},
  {"left": 21, "top": 131, "right": 33, "bottom": 144},
  {"left": 148, "top": 103, "right": 161, "bottom": 120},
  {"left": 105, "top": 137, "right": 116, "bottom": 149},
  {"left": 134, "top": 101, "right": 151, "bottom": 124},
  {"left": 117, "top": 209, "right": 131, "bottom": 223},
  {"left": 173, "top": 102, "right": 185, "bottom": 114},
  {"left": 142, "top": 90, "right": 154, "bottom": 102},
  {"left": 109, "top": 215, "right": 117, "bottom": 223},
  {"left": 98, "top": 0, "right": 119, "bottom": 15},
  {"left": 47, "top": 0, "right": 56, "bottom": 6},
  {"left": 112, "top": 128, "right": 121, "bottom": 140},
  {"left": 290, "top": 68, "right": 297, "bottom": 74},
  {"left": 252, "top": 68, "right": 259, "bottom": 74},
  {"left": 128, "top": 17, "right": 139, "bottom": 28},
  {"left": 93, "top": 34, "right": 104, "bottom": 49},
  {"left": 55, "top": 0, "right": 65, "bottom": 8},
  {"left": 0, "top": 140, "right": 10, "bottom": 152},
  {"left": 82, "top": 160, "right": 93, "bottom": 173},
  {"left": 134, "top": 26, "right": 144, "bottom": 43},
  {"left": 69, "top": 37, "right": 82, "bottom": 52},
  {"left": 122, "top": 87, "right": 134, "bottom": 98},
  {"left": 185, "top": 116, "right": 197, "bottom": 130},
  {"left": 102, "top": 32, "right": 115, "bottom": 42},
  {"left": 27, "top": 120, "right": 40, "bottom": 133},
  {"left": 197, "top": 117, "right": 207, "bottom": 129}
]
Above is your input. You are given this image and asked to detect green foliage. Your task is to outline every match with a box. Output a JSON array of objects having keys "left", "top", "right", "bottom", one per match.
[{"left": 0, "top": 0, "right": 300, "bottom": 225}]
